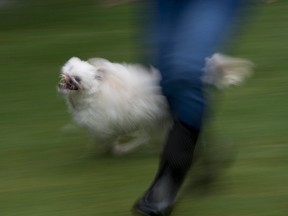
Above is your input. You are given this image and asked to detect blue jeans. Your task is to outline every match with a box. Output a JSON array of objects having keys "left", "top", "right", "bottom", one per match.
[{"left": 149, "top": 0, "right": 244, "bottom": 130}]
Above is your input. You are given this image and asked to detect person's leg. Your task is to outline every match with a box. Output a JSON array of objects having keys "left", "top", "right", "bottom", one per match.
[
  {"left": 134, "top": 1, "right": 244, "bottom": 215},
  {"left": 134, "top": 120, "right": 199, "bottom": 216},
  {"left": 158, "top": 0, "right": 243, "bottom": 130}
]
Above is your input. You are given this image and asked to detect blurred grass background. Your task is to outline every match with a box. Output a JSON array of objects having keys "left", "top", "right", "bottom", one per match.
[{"left": 0, "top": 0, "right": 288, "bottom": 215}]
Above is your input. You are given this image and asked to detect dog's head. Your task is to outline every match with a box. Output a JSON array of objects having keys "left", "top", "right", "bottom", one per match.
[{"left": 58, "top": 57, "right": 106, "bottom": 96}]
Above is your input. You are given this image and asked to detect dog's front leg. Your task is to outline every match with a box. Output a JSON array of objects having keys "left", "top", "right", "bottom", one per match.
[{"left": 112, "top": 130, "right": 151, "bottom": 155}]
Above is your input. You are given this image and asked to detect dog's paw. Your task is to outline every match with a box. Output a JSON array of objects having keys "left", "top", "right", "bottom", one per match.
[{"left": 112, "top": 144, "right": 130, "bottom": 156}]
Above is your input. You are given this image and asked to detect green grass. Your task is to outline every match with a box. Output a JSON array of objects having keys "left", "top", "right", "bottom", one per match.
[{"left": 1, "top": 1, "right": 288, "bottom": 215}]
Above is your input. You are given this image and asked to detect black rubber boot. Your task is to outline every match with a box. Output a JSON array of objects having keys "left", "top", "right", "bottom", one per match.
[{"left": 133, "top": 120, "right": 199, "bottom": 216}]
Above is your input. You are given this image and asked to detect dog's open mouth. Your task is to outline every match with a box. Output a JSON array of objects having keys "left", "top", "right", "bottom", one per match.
[{"left": 58, "top": 74, "right": 80, "bottom": 92}]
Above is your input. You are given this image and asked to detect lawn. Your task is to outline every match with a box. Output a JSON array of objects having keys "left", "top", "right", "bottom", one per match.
[{"left": 0, "top": 0, "right": 288, "bottom": 215}]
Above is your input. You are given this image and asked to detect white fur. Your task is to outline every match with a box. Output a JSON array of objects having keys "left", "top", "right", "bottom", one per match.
[
  {"left": 203, "top": 53, "right": 253, "bottom": 89},
  {"left": 58, "top": 54, "right": 253, "bottom": 154}
]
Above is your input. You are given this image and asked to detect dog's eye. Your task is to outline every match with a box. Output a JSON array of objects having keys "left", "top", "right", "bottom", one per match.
[
  {"left": 95, "top": 75, "right": 102, "bottom": 80},
  {"left": 94, "top": 68, "right": 105, "bottom": 80},
  {"left": 74, "top": 76, "right": 81, "bottom": 82}
]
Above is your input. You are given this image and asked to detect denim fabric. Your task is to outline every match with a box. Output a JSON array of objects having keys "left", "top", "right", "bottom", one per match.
[{"left": 150, "top": 0, "right": 243, "bottom": 130}]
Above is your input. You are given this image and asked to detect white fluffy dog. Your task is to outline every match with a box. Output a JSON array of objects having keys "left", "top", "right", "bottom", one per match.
[{"left": 58, "top": 54, "right": 252, "bottom": 154}]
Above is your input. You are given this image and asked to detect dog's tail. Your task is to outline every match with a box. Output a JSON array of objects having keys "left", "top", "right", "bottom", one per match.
[{"left": 203, "top": 53, "right": 254, "bottom": 89}]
